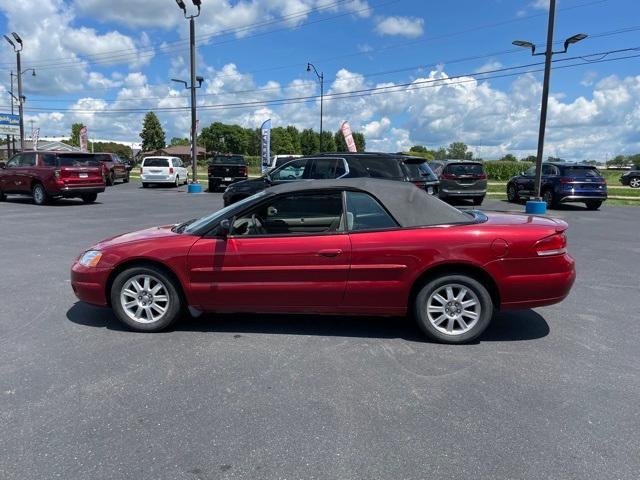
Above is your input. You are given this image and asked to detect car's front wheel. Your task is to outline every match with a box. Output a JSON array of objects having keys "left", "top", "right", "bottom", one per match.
[
  {"left": 414, "top": 274, "right": 493, "bottom": 344},
  {"left": 0, "top": 188, "right": 5, "bottom": 201},
  {"left": 106, "top": 171, "right": 115, "bottom": 186},
  {"left": 123, "top": 173, "right": 130, "bottom": 183},
  {"left": 507, "top": 183, "right": 519, "bottom": 202},
  {"left": 110, "top": 265, "right": 182, "bottom": 332},
  {"left": 142, "top": 182, "right": 149, "bottom": 188},
  {"left": 174, "top": 176, "right": 180, "bottom": 188},
  {"left": 542, "top": 189, "right": 556, "bottom": 208},
  {"left": 629, "top": 177, "right": 640, "bottom": 188}
]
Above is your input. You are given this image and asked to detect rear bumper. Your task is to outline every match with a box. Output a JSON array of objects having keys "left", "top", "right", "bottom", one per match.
[
  {"left": 440, "top": 189, "right": 485, "bottom": 198},
  {"left": 140, "top": 174, "right": 175, "bottom": 183},
  {"left": 558, "top": 193, "right": 607, "bottom": 203},
  {"left": 209, "top": 177, "right": 247, "bottom": 186},
  {"left": 70, "top": 263, "right": 110, "bottom": 306},
  {"left": 485, "top": 253, "right": 576, "bottom": 310},
  {"left": 53, "top": 185, "right": 105, "bottom": 198}
]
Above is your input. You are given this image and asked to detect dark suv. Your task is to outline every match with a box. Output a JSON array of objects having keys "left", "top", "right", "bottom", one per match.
[
  {"left": 94, "top": 153, "right": 129, "bottom": 186},
  {"left": 208, "top": 154, "right": 248, "bottom": 191},
  {"left": 0, "top": 151, "right": 105, "bottom": 205},
  {"left": 429, "top": 160, "right": 487, "bottom": 205},
  {"left": 222, "top": 152, "right": 439, "bottom": 206},
  {"left": 507, "top": 162, "right": 607, "bottom": 210},
  {"left": 620, "top": 168, "right": 640, "bottom": 188}
]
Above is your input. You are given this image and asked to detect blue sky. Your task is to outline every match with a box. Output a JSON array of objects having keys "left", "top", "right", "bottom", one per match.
[{"left": 0, "top": 0, "right": 638, "bottom": 159}]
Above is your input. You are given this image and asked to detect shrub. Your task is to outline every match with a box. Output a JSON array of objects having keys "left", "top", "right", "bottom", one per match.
[{"left": 484, "top": 161, "right": 533, "bottom": 181}]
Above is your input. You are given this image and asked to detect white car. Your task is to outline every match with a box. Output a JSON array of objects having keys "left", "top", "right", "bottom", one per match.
[{"left": 140, "top": 156, "right": 189, "bottom": 188}]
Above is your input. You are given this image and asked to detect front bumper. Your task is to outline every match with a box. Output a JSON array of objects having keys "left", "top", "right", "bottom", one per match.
[{"left": 71, "top": 262, "right": 111, "bottom": 306}]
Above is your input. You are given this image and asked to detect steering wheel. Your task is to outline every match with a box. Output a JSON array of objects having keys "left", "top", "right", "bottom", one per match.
[{"left": 249, "top": 214, "right": 268, "bottom": 235}]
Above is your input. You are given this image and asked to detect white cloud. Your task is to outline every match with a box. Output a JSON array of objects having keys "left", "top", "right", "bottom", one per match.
[
  {"left": 375, "top": 16, "right": 424, "bottom": 38},
  {"left": 475, "top": 60, "right": 503, "bottom": 74}
]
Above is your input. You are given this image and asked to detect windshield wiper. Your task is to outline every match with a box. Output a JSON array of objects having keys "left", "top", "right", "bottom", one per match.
[{"left": 172, "top": 218, "right": 197, "bottom": 234}]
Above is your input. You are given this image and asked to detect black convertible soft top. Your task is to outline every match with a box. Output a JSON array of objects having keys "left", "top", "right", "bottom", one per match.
[{"left": 266, "top": 178, "right": 472, "bottom": 227}]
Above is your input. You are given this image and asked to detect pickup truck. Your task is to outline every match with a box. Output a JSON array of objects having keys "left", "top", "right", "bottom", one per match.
[
  {"left": 94, "top": 152, "right": 129, "bottom": 186},
  {"left": 0, "top": 151, "right": 105, "bottom": 205},
  {"left": 208, "top": 154, "right": 248, "bottom": 192}
]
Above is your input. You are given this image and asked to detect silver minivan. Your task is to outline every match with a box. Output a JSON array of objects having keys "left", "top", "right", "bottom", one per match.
[{"left": 429, "top": 160, "right": 487, "bottom": 206}]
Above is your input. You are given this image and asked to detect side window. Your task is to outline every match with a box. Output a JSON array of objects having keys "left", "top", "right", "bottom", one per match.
[
  {"left": 344, "top": 158, "right": 367, "bottom": 178},
  {"left": 542, "top": 164, "right": 557, "bottom": 176},
  {"left": 231, "top": 192, "right": 343, "bottom": 236},
  {"left": 308, "top": 159, "right": 340, "bottom": 179},
  {"left": 360, "top": 158, "right": 403, "bottom": 179},
  {"left": 174, "top": 158, "right": 183, "bottom": 168},
  {"left": 21, "top": 153, "right": 36, "bottom": 167},
  {"left": 525, "top": 166, "right": 536, "bottom": 176},
  {"left": 6, "top": 155, "right": 21, "bottom": 168},
  {"left": 270, "top": 159, "right": 308, "bottom": 181},
  {"left": 345, "top": 191, "right": 398, "bottom": 231},
  {"left": 42, "top": 154, "right": 57, "bottom": 166}
]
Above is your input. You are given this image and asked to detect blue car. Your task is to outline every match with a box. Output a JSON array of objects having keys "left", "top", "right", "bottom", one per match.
[{"left": 506, "top": 162, "right": 608, "bottom": 210}]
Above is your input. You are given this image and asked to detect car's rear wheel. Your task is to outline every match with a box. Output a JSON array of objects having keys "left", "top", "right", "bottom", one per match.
[
  {"left": 208, "top": 181, "right": 217, "bottom": 192},
  {"left": 542, "top": 189, "right": 556, "bottom": 208},
  {"left": 32, "top": 183, "right": 48, "bottom": 205},
  {"left": 0, "top": 188, "right": 5, "bottom": 201},
  {"left": 111, "top": 266, "right": 182, "bottom": 332},
  {"left": 414, "top": 274, "right": 493, "bottom": 344},
  {"left": 81, "top": 193, "right": 98, "bottom": 203},
  {"left": 106, "top": 172, "right": 115, "bottom": 186},
  {"left": 629, "top": 177, "right": 640, "bottom": 188},
  {"left": 472, "top": 197, "right": 484, "bottom": 206},
  {"left": 142, "top": 182, "right": 149, "bottom": 188},
  {"left": 507, "top": 183, "right": 519, "bottom": 203},
  {"left": 585, "top": 200, "right": 602, "bottom": 210},
  {"left": 174, "top": 176, "right": 180, "bottom": 188}
]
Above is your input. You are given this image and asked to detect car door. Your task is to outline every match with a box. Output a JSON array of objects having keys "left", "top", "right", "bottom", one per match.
[
  {"left": 342, "top": 191, "right": 419, "bottom": 313},
  {"left": 15, "top": 152, "right": 36, "bottom": 193},
  {"left": 0, "top": 155, "right": 21, "bottom": 193},
  {"left": 516, "top": 166, "right": 536, "bottom": 197},
  {"left": 174, "top": 158, "right": 187, "bottom": 179},
  {"left": 541, "top": 163, "right": 558, "bottom": 191},
  {"left": 188, "top": 191, "right": 351, "bottom": 311}
]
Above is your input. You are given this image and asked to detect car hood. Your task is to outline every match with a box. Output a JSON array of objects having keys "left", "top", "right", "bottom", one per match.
[
  {"left": 94, "top": 225, "right": 180, "bottom": 249},
  {"left": 482, "top": 211, "right": 568, "bottom": 231}
]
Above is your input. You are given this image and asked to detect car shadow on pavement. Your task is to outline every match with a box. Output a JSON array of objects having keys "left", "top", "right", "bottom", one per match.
[
  {"left": 1, "top": 197, "right": 103, "bottom": 207},
  {"left": 494, "top": 199, "right": 599, "bottom": 211},
  {"left": 67, "top": 302, "right": 549, "bottom": 343}
]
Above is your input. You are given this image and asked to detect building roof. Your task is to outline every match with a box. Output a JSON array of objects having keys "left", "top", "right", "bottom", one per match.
[
  {"left": 23, "top": 140, "right": 81, "bottom": 152},
  {"left": 266, "top": 178, "right": 471, "bottom": 227},
  {"left": 143, "top": 146, "right": 206, "bottom": 156}
]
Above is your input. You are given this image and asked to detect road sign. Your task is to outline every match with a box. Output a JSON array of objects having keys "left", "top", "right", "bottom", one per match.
[{"left": 0, "top": 113, "right": 20, "bottom": 136}]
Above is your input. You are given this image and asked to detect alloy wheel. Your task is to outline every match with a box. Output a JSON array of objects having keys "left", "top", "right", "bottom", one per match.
[
  {"left": 507, "top": 184, "right": 517, "bottom": 202},
  {"left": 543, "top": 190, "right": 554, "bottom": 207},
  {"left": 33, "top": 185, "right": 45, "bottom": 204},
  {"left": 630, "top": 177, "right": 640, "bottom": 188},
  {"left": 426, "top": 283, "right": 481, "bottom": 336},
  {"left": 120, "top": 274, "right": 170, "bottom": 324}
]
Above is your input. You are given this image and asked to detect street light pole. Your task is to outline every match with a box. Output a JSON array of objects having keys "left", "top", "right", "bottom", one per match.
[
  {"left": 512, "top": 0, "right": 587, "bottom": 212},
  {"left": 307, "top": 63, "right": 324, "bottom": 152},
  {"left": 4, "top": 33, "right": 25, "bottom": 151},
  {"left": 176, "top": 0, "right": 202, "bottom": 192}
]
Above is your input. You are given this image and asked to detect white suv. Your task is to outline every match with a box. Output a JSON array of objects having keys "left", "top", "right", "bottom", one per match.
[{"left": 140, "top": 156, "right": 189, "bottom": 188}]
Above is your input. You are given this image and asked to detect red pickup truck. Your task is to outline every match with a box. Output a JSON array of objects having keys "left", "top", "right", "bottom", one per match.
[
  {"left": 0, "top": 151, "right": 105, "bottom": 205},
  {"left": 94, "top": 152, "right": 129, "bottom": 186}
]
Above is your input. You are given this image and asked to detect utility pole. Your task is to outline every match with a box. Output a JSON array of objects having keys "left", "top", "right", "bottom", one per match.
[
  {"left": 512, "top": 1, "right": 587, "bottom": 213},
  {"left": 175, "top": 0, "right": 202, "bottom": 193},
  {"left": 307, "top": 63, "right": 324, "bottom": 152}
]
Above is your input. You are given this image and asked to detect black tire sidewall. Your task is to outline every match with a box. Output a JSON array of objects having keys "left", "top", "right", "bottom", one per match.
[
  {"left": 542, "top": 189, "right": 555, "bottom": 208},
  {"left": 507, "top": 184, "right": 518, "bottom": 202},
  {"left": 110, "top": 265, "right": 182, "bottom": 332},
  {"left": 82, "top": 193, "right": 98, "bottom": 203},
  {"left": 414, "top": 274, "right": 493, "bottom": 344},
  {"left": 32, "top": 183, "right": 47, "bottom": 205}
]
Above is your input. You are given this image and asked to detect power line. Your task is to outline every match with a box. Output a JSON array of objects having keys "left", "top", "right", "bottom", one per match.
[{"left": 20, "top": 48, "right": 639, "bottom": 115}]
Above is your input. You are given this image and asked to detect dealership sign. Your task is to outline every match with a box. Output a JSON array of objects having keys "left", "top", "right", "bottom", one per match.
[{"left": 0, "top": 113, "right": 20, "bottom": 136}]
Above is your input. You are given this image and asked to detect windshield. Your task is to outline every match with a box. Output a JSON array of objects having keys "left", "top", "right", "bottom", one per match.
[
  {"left": 144, "top": 158, "right": 170, "bottom": 167},
  {"left": 182, "top": 191, "right": 268, "bottom": 234},
  {"left": 563, "top": 167, "right": 601, "bottom": 177},
  {"left": 404, "top": 161, "right": 437, "bottom": 181},
  {"left": 211, "top": 155, "right": 245, "bottom": 165},
  {"left": 53, "top": 155, "right": 100, "bottom": 167},
  {"left": 446, "top": 163, "right": 484, "bottom": 176}
]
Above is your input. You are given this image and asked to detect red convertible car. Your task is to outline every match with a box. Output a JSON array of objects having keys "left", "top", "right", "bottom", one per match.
[{"left": 71, "top": 178, "right": 575, "bottom": 343}]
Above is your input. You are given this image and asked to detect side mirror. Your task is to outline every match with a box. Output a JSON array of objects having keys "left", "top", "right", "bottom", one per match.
[{"left": 219, "top": 219, "right": 231, "bottom": 237}]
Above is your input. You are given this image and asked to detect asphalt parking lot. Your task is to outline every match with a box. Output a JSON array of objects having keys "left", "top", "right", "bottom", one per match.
[{"left": 1, "top": 182, "right": 638, "bottom": 480}]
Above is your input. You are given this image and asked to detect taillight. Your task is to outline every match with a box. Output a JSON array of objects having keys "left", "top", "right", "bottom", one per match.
[
  {"left": 169, "top": 167, "right": 174, "bottom": 174},
  {"left": 534, "top": 232, "right": 567, "bottom": 256},
  {"left": 241, "top": 166, "right": 248, "bottom": 176},
  {"left": 413, "top": 181, "right": 424, "bottom": 187},
  {"left": 559, "top": 177, "right": 573, "bottom": 184},
  {"left": 441, "top": 173, "right": 455, "bottom": 180},
  {"left": 476, "top": 173, "right": 487, "bottom": 180}
]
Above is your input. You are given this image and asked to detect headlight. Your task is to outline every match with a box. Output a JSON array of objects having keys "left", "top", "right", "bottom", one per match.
[{"left": 79, "top": 250, "right": 103, "bottom": 267}]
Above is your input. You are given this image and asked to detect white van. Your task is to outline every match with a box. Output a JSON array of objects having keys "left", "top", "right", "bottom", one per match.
[{"left": 140, "top": 156, "right": 189, "bottom": 188}]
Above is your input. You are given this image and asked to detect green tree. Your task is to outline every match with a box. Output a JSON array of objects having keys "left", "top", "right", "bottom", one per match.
[
  {"left": 499, "top": 153, "right": 517, "bottom": 162},
  {"left": 92, "top": 142, "right": 133, "bottom": 158},
  {"left": 435, "top": 147, "right": 448, "bottom": 160},
  {"left": 353, "top": 132, "right": 366, "bottom": 152},
  {"left": 300, "top": 128, "right": 319, "bottom": 155},
  {"left": 69, "top": 123, "right": 85, "bottom": 147},
  {"left": 140, "top": 112, "right": 166, "bottom": 151},
  {"left": 522, "top": 155, "right": 537, "bottom": 163},
  {"left": 286, "top": 125, "right": 301, "bottom": 154},
  {"left": 270, "top": 127, "right": 295, "bottom": 155},
  {"left": 334, "top": 130, "right": 366, "bottom": 152},
  {"left": 447, "top": 142, "right": 470, "bottom": 159},
  {"left": 170, "top": 137, "right": 190, "bottom": 147},
  {"left": 410, "top": 145, "right": 427, "bottom": 153},
  {"left": 320, "top": 131, "right": 336, "bottom": 152}
]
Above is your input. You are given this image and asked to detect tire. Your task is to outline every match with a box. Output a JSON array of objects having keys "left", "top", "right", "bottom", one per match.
[
  {"left": 81, "top": 193, "right": 98, "bottom": 203},
  {"left": 174, "top": 176, "right": 180, "bottom": 188},
  {"left": 106, "top": 172, "right": 115, "bottom": 186},
  {"left": 110, "top": 265, "right": 182, "bottom": 332},
  {"left": 629, "top": 177, "right": 640, "bottom": 189},
  {"left": 414, "top": 274, "right": 493, "bottom": 344},
  {"left": 507, "top": 183, "right": 519, "bottom": 203},
  {"left": 472, "top": 196, "right": 484, "bottom": 206},
  {"left": 542, "top": 189, "right": 556, "bottom": 208},
  {"left": 208, "top": 181, "right": 217, "bottom": 192},
  {"left": 123, "top": 173, "right": 130, "bottom": 183},
  {"left": 142, "top": 182, "right": 149, "bottom": 188},
  {"left": 585, "top": 200, "right": 602, "bottom": 210},
  {"left": 0, "top": 189, "right": 5, "bottom": 201},
  {"left": 32, "top": 183, "right": 49, "bottom": 205}
]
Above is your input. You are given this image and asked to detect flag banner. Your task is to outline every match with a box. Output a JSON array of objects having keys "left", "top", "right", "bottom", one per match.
[
  {"left": 260, "top": 119, "right": 272, "bottom": 173},
  {"left": 31, "top": 128, "right": 40, "bottom": 150},
  {"left": 79, "top": 126, "right": 89, "bottom": 152},
  {"left": 341, "top": 121, "right": 357, "bottom": 153}
]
